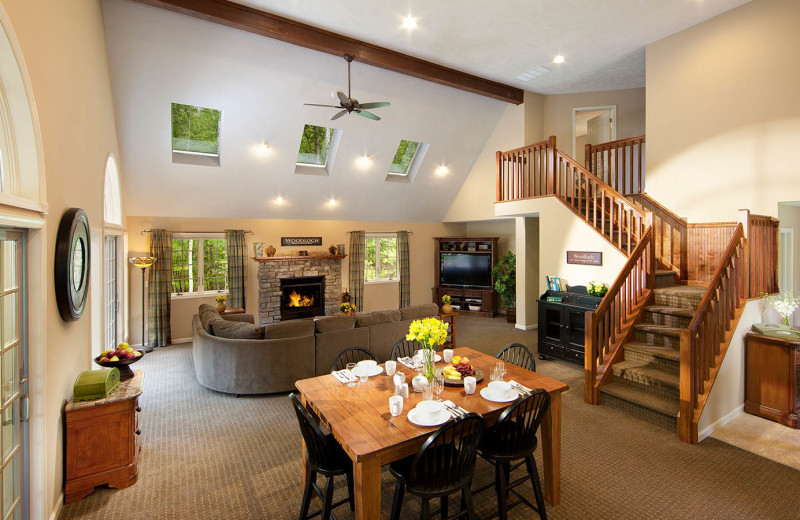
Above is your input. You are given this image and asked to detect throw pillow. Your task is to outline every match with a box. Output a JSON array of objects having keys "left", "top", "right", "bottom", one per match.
[
  {"left": 369, "top": 309, "right": 401, "bottom": 325},
  {"left": 210, "top": 319, "right": 264, "bottom": 340},
  {"left": 199, "top": 303, "right": 222, "bottom": 332},
  {"left": 314, "top": 315, "right": 356, "bottom": 333}
]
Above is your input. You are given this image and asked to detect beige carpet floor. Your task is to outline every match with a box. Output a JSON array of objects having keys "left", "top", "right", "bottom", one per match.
[{"left": 59, "top": 315, "right": 800, "bottom": 519}]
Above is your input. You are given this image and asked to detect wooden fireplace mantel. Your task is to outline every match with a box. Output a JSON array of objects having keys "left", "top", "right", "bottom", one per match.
[{"left": 252, "top": 255, "right": 347, "bottom": 262}]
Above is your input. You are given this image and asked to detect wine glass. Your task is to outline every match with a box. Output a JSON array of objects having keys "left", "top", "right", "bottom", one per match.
[
  {"left": 433, "top": 375, "right": 445, "bottom": 402},
  {"left": 495, "top": 361, "right": 506, "bottom": 381},
  {"left": 345, "top": 363, "right": 357, "bottom": 387}
]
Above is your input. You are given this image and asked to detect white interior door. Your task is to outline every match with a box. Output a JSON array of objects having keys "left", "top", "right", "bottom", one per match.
[{"left": 586, "top": 112, "right": 611, "bottom": 145}]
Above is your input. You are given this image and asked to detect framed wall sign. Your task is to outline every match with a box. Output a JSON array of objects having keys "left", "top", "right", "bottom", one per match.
[
  {"left": 281, "top": 236, "right": 322, "bottom": 247},
  {"left": 567, "top": 251, "right": 602, "bottom": 266}
]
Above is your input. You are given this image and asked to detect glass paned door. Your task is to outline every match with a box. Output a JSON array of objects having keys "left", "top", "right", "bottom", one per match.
[
  {"left": 104, "top": 236, "right": 118, "bottom": 349},
  {"left": 0, "top": 230, "right": 26, "bottom": 519}
]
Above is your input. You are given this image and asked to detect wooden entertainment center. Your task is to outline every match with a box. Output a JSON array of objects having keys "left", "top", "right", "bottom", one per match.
[{"left": 432, "top": 237, "right": 498, "bottom": 317}]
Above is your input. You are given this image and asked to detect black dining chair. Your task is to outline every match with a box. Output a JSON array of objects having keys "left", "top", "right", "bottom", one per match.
[
  {"left": 330, "top": 346, "right": 378, "bottom": 373},
  {"left": 288, "top": 393, "right": 354, "bottom": 520},
  {"left": 474, "top": 389, "right": 551, "bottom": 520},
  {"left": 496, "top": 343, "right": 536, "bottom": 372},
  {"left": 388, "top": 413, "right": 486, "bottom": 520},
  {"left": 390, "top": 338, "right": 422, "bottom": 361}
]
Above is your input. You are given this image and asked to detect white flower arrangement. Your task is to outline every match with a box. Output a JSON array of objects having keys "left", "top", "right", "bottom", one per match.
[{"left": 766, "top": 291, "right": 800, "bottom": 326}]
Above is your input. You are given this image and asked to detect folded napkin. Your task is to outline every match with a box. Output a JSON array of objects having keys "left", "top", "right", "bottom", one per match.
[
  {"left": 508, "top": 380, "right": 532, "bottom": 394},
  {"left": 443, "top": 400, "right": 469, "bottom": 418},
  {"left": 398, "top": 357, "right": 419, "bottom": 370},
  {"left": 332, "top": 370, "right": 354, "bottom": 384}
]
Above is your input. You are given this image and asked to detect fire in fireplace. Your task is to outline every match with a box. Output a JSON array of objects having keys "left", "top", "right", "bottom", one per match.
[{"left": 280, "top": 276, "right": 325, "bottom": 320}]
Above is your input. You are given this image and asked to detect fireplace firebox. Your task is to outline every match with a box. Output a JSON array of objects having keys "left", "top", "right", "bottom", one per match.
[{"left": 280, "top": 276, "right": 325, "bottom": 321}]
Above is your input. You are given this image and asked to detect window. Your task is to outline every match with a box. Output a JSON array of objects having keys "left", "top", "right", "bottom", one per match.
[
  {"left": 295, "top": 124, "right": 342, "bottom": 175},
  {"left": 365, "top": 233, "right": 398, "bottom": 282},
  {"left": 171, "top": 103, "right": 221, "bottom": 156},
  {"left": 104, "top": 236, "right": 118, "bottom": 349},
  {"left": 389, "top": 140, "right": 419, "bottom": 175},
  {"left": 103, "top": 155, "right": 122, "bottom": 226},
  {"left": 171, "top": 234, "right": 228, "bottom": 296}
]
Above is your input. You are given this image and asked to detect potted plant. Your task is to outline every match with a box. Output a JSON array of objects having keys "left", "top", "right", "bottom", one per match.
[
  {"left": 491, "top": 251, "right": 516, "bottom": 323},
  {"left": 441, "top": 294, "right": 453, "bottom": 314},
  {"left": 339, "top": 302, "right": 356, "bottom": 316}
]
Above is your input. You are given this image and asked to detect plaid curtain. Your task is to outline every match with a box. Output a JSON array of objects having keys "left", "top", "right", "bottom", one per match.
[
  {"left": 148, "top": 229, "right": 172, "bottom": 348},
  {"left": 348, "top": 231, "right": 365, "bottom": 311},
  {"left": 225, "top": 229, "right": 246, "bottom": 309},
  {"left": 397, "top": 231, "right": 410, "bottom": 308}
]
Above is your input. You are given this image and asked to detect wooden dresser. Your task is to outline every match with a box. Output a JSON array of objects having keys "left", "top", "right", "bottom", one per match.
[
  {"left": 744, "top": 333, "right": 800, "bottom": 428},
  {"left": 65, "top": 370, "right": 143, "bottom": 503}
]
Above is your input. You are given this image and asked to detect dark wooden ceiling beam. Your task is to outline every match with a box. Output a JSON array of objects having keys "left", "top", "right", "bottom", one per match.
[{"left": 129, "top": 0, "right": 525, "bottom": 105}]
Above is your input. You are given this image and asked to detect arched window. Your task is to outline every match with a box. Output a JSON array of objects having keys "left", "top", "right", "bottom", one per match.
[{"left": 103, "top": 154, "right": 122, "bottom": 225}]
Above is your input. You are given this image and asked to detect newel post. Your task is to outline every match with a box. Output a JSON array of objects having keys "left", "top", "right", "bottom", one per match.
[
  {"left": 677, "top": 328, "right": 697, "bottom": 443},
  {"left": 584, "top": 311, "right": 599, "bottom": 404},
  {"left": 584, "top": 143, "right": 592, "bottom": 171},
  {"left": 496, "top": 151, "right": 502, "bottom": 202}
]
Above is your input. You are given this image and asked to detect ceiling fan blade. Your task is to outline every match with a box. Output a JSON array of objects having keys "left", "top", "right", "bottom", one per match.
[
  {"left": 336, "top": 91, "right": 350, "bottom": 105},
  {"left": 358, "top": 102, "right": 391, "bottom": 109},
  {"left": 304, "top": 103, "right": 343, "bottom": 108},
  {"left": 331, "top": 110, "right": 348, "bottom": 120},
  {"left": 356, "top": 110, "right": 381, "bottom": 121}
]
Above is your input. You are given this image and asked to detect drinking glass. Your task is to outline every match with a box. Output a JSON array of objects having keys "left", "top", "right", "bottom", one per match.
[
  {"left": 490, "top": 366, "right": 500, "bottom": 382},
  {"left": 433, "top": 375, "right": 445, "bottom": 402},
  {"left": 464, "top": 376, "right": 477, "bottom": 395},
  {"left": 422, "top": 384, "right": 434, "bottom": 401},
  {"left": 443, "top": 349, "right": 454, "bottom": 364},
  {"left": 357, "top": 367, "right": 369, "bottom": 384},
  {"left": 495, "top": 361, "right": 506, "bottom": 381},
  {"left": 389, "top": 395, "right": 404, "bottom": 417},
  {"left": 385, "top": 360, "right": 397, "bottom": 377},
  {"left": 346, "top": 363, "right": 357, "bottom": 387}
]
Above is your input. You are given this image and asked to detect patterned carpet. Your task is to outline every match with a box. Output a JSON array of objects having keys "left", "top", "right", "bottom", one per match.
[{"left": 59, "top": 315, "right": 800, "bottom": 519}]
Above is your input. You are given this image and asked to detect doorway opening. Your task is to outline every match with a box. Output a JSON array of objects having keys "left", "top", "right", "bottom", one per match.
[{"left": 571, "top": 105, "right": 616, "bottom": 167}]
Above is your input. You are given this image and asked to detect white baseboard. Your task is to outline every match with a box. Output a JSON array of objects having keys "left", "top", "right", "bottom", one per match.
[
  {"left": 171, "top": 337, "right": 192, "bottom": 345},
  {"left": 515, "top": 324, "right": 538, "bottom": 331},
  {"left": 49, "top": 493, "right": 63, "bottom": 520},
  {"left": 698, "top": 404, "right": 744, "bottom": 442}
]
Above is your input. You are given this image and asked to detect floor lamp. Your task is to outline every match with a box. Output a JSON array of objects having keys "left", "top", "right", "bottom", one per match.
[{"left": 129, "top": 256, "right": 156, "bottom": 353}]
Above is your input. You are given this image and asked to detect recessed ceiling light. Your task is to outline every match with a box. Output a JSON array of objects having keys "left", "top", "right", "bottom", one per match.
[
  {"left": 553, "top": 55, "right": 565, "bottom": 64},
  {"left": 328, "top": 197, "right": 337, "bottom": 206},
  {"left": 259, "top": 142, "right": 270, "bottom": 151},
  {"left": 357, "top": 155, "right": 372, "bottom": 168},
  {"left": 402, "top": 16, "right": 417, "bottom": 29},
  {"left": 435, "top": 165, "right": 449, "bottom": 176},
  {"left": 275, "top": 195, "right": 284, "bottom": 204}
]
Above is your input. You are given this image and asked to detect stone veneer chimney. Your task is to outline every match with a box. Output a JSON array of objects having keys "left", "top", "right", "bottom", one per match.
[{"left": 256, "top": 257, "right": 343, "bottom": 324}]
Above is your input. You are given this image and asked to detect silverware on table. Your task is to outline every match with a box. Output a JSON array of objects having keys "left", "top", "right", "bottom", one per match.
[{"left": 511, "top": 382, "right": 531, "bottom": 396}]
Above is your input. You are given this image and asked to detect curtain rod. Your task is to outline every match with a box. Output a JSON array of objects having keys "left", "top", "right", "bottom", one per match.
[
  {"left": 140, "top": 229, "right": 254, "bottom": 235},
  {"left": 346, "top": 231, "right": 414, "bottom": 235}
]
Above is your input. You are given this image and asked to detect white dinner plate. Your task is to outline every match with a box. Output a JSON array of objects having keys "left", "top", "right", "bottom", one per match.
[
  {"left": 407, "top": 407, "right": 451, "bottom": 427},
  {"left": 364, "top": 365, "right": 384, "bottom": 377},
  {"left": 480, "top": 387, "right": 519, "bottom": 403},
  {"left": 413, "top": 354, "right": 442, "bottom": 363}
]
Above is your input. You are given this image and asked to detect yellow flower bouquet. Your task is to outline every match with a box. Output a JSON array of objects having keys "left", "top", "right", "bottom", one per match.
[{"left": 406, "top": 317, "right": 449, "bottom": 381}]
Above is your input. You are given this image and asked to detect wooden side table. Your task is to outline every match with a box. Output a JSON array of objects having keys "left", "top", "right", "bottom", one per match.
[
  {"left": 220, "top": 307, "right": 245, "bottom": 315},
  {"left": 65, "top": 370, "right": 144, "bottom": 503},
  {"left": 744, "top": 333, "right": 800, "bottom": 428},
  {"left": 439, "top": 311, "right": 458, "bottom": 349}
]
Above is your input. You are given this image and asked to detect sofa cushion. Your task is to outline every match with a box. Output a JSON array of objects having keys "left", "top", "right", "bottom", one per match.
[
  {"left": 210, "top": 319, "right": 264, "bottom": 339},
  {"left": 199, "top": 304, "right": 222, "bottom": 332},
  {"left": 264, "top": 319, "right": 315, "bottom": 339},
  {"left": 400, "top": 303, "right": 440, "bottom": 321},
  {"left": 356, "top": 309, "right": 401, "bottom": 327},
  {"left": 314, "top": 315, "right": 356, "bottom": 333}
]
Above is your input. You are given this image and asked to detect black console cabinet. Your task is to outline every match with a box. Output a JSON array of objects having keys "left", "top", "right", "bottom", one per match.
[{"left": 537, "top": 290, "right": 603, "bottom": 366}]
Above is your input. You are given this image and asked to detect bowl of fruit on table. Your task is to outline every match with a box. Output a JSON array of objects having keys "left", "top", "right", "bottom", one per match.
[
  {"left": 94, "top": 342, "right": 144, "bottom": 380},
  {"left": 437, "top": 355, "right": 484, "bottom": 386}
]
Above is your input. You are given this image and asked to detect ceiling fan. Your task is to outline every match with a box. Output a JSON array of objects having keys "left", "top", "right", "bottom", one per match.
[{"left": 304, "top": 54, "right": 390, "bottom": 121}]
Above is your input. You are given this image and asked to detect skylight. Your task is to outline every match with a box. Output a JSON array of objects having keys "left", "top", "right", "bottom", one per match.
[
  {"left": 295, "top": 124, "right": 342, "bottom": 176},
  {"left": 388, "top": 140, "right": 420, "bottom": 176},
  {"left": 171, "top": 103, "right": 221, "bottom": 156}
]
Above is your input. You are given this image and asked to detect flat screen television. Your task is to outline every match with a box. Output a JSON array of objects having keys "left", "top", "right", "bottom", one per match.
[{"left": 440, "top": 253, "right": 492, "bottom": 288}]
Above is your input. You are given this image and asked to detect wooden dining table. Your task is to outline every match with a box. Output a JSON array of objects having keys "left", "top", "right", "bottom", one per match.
[{"left": 294, "top": 346, "right": 569, "bottom": 520}]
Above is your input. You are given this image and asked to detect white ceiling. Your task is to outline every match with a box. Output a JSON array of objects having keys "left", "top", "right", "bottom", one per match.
[
  {"left": 233, "top": 0, "right": 750, "bottom": 95},
  {"left": 103, "top": 0, "right": 507, "bottom": 221}
]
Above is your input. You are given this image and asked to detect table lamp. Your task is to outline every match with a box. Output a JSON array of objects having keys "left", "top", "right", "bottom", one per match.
[{"left": 129, "top": 256, "right": 156, "bottom": 352}]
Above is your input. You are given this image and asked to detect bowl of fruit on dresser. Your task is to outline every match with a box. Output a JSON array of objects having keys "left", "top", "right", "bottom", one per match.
[
  {"left": 437, "top": 355, "right": 484, "bottom": 386},
  {"left": 94, "top": 342, "right": 144, "bottom": 381}
]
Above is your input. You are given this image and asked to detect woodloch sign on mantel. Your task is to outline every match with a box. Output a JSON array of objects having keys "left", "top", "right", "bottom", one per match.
[
  {"left": 281, "top": 237, "right": 322, "bottom": 246},
  {"left": 567, "top": 251, "right": 602, "bottom": 266}
]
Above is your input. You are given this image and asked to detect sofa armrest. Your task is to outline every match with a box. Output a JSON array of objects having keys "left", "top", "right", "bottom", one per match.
[{"left": 223, "top": 313, "right": 254, "bottom": 324}]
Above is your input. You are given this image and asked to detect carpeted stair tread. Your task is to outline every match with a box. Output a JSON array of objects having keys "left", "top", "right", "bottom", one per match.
[
  {"left": 645, "top": 305, "right": 695, "bottom": 318},
  {"left": 600, "top": 380, "right": 680, "bottom": 417},
  {"left": 633, "top": 323, "right": 682, "bottom": 338},
  {"left": 612, "top": 360, "right": 679, "bottom": 390},
  {"left": 624, "top": 342, "right": 680, "bottom": 361}
]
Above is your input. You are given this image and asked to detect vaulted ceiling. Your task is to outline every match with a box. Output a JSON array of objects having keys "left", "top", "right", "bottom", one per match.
[{"left": 103, "top": 0, "right": 749, "bottom": 222}]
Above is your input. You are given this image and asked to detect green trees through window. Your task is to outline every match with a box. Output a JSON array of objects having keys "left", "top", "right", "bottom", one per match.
[
  {"left": 389, "top": 140, "right": 420, "bottom": 175},
  {"left": 171, "top": 103, "right": 221, "bottom": 155},
  {"left": 365, "top": 235, "right": 398, "bottom": 281},
  {"left": 172, "top": 237, "right": 227, "bottom": 294},
  {"left": 297, "top": 124, "right": 334, "bottom": 165}
]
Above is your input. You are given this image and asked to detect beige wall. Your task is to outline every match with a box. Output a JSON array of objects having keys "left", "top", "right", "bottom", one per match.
[
  {"left": 524, "top": 91, "right": 545, "bottom": 144},
  {"left": 646, "top": 0, "right": 800, "bottom": 221},
  {"left": 126, "top": 217, "right": 466, "bottom": 341},
  {"left": 465, "top": 219, "right": 517, "bottom": 313},
  {"left": 542, "top": 88, "right": 646, "bottom": 156},
  {"left": 0, "top": 0, "right": 123, "bottom": 516}
]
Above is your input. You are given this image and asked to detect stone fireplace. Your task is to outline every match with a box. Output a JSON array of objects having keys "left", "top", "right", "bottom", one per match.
[
  {"left": 280, "top": 276, "right": 325, "bottom": 321},
  {"left": 255, "top": 255, "right": 343, "bottom": 324}
]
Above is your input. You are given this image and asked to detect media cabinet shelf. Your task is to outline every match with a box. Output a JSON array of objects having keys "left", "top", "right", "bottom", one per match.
[{"left": 432, "top": 237, "right": 498, "bottom": 318}]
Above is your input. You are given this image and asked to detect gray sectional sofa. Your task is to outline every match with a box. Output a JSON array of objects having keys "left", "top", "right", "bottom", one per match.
[{"left": 192, "top": 302, "right": 439, "bottom": 395}]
